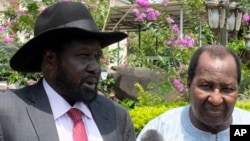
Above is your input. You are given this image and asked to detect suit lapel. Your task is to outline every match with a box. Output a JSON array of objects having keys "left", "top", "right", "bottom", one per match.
[
  {"left": 89, "top": 96, "right": 117, "bottom": 141},
  {"left": 25, "top": 80, "right": 60, "bottom": 141}
]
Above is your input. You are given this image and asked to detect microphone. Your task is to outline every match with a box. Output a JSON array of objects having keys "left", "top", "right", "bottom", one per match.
[{"left": 140, "top": 129, "right": 164, "bottom": 141}]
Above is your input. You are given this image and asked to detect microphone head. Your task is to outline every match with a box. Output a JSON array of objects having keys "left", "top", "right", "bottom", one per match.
[{"left": 140, "top": 129, "right": 164, "bottom": 141}]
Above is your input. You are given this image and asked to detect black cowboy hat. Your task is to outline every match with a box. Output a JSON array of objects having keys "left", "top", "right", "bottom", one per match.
[{"left": 10, "top": 1, "right": 127, "bottom": 72}]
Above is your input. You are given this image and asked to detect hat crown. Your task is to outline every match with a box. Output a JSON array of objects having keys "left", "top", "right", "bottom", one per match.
[{"left": 34, "top": 2, "right": 98, "bottom": 36}]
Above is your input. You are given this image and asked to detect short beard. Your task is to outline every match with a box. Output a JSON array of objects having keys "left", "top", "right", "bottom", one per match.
[{"left": 55, "top": 66, "right": 98, "bottom": 104}]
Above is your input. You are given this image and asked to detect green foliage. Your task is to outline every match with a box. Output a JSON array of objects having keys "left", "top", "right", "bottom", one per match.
[
  {"left": 227, "top": 40, "right": 250, "bottom": 99},
  {"left": 85, "top": 0, "right": 109, "bottom": 29},
  {"left": 236, "top": 100, "right": 250, "bottom": 110},
  {"left": 238, "top": 0, "right": 250, "bottom": 13},
  {"left": 129, "top": 101, "right": 189, "bottom": 136},
  {"left": 98, "top": 77, "right": 115, "bottom": 97},
  {"left": 135, "top": 82, "right": 165, "bottom": 106},
  {"left": 120, "top": 98, "right": 137, "bottom": 109}
]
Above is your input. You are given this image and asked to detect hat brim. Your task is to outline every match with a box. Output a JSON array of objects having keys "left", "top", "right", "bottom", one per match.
[{"left": 10, "top": 27, "right": 127, "bottom": 72}]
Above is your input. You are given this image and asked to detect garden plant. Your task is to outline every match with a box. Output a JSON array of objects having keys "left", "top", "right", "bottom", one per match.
[{"left": 1, "top": 0, "right": 250, "bottom": 135}]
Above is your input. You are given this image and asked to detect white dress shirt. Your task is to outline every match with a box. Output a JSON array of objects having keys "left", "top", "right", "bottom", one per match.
[{"left": 43, "top": 79, "right": 103, "bottom": 141}]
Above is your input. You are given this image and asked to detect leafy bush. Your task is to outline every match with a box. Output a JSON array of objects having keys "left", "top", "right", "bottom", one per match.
[{"left": 129, "top": 101, "right": 188, "bottom": 136}]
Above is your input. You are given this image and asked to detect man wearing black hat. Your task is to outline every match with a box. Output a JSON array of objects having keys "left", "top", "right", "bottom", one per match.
[{"left": 0, "top": 1, "right": 136, "bottom": 141}]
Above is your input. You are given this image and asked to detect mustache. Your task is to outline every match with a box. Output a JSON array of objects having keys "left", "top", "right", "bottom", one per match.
[
  {"left": 79, "top": 75, "right": 99, "bottom": 85},
  {"left": 205, "top": 105, "right": 225, "bottom": 111}
]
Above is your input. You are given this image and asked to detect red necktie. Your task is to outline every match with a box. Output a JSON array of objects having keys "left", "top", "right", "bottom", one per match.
[{"left": 68, "top": 108, "right": 88, "bottom": 141}]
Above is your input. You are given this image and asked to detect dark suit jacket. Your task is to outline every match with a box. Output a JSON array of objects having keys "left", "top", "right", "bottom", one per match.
[
  {"left": 0, "top": 80, "right": 136, "bottom": 141},
  {"left": 0, "top": 122, "right": 4, "bottom": 141}
]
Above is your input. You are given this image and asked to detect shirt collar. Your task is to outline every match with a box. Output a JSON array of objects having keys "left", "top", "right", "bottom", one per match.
[{"left": 42, "top": 78, "right": 93, "bottom": 120}]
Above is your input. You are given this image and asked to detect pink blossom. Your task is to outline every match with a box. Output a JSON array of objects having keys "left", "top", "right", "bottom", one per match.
[
  {"left": 178, "top": 37, "right": 187, "bottom": 46},
  {"left": 18, "top": 8, "right": 26, "bottom": 13},
  {"left": 184, "top": 35, "right": 195, "bottom": 48},
  {"left": 132, "top": 8, "right": 140, "bottom": 16},
  {"left": 173, "top": 78, "right": 184, "bottom": 93},
  {"left": 178, "top": 35, "right": 195, "bottom": 48},
  {"left": 171, "top": 24, "right": 179, "bottom": 34},
  {"left": 173, "top": 78, "right": 181, "bottom": 86},
  {"left": 6, "top": 19, "right": 16, "bottom": 26},
  {"left": 3, "top": 36, "right": 14, "bottom": 43},
  {"left": 124, "top": 62, "right": 129, "bottom": 68},
  {"left": 0, "top": 25, "right": 5, "bottom": 32},
  {"left": 166, "top": 37, "right": 175, "bottom": 46},
  {"left": 147, "top": 8, "right": 160, "bottom": 21},
  {"left": 136, "top": 0, "right": 150, "bottom": 9},
  {"left": 89, "top": 4, "right": 96, "bottom": 9},
  {"left": 186, "top": 38, "right": 194, "bottom": 48},
  {"left": 135, "top": 13, "right": 146, "bottom": 21},
  {"left": 39, "top": 6, "right": 46, "bottom": 12},
  {"left": 242, "top": 13, "right": 250, "bottom": 24},
  {"left": 175, "top": 83, "right": 184, "bottom": 93},
  {"left": 166, "top": 37, "right": 178, "bottom": 49},
  {"left": 102, "top": 56, "right": 109, "bottom": 65},
  {"left": 166, "top": 17, "right": 174, "bottom": 23},
  {"left": 162, "top": 0, "right": 168, "bottom": 7},
  {"left": 16, "top": 8, "right": 26, "bottom": 16}
]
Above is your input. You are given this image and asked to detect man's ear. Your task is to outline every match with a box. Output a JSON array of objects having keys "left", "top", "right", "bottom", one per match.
[{"left": 42, "top": 49, "right": 57, "bottom": 70}]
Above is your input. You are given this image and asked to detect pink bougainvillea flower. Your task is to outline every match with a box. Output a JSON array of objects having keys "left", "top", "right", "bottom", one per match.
[
  {"left": 186, "top": 38, "right": 194, "bottom": 48},
  {"left": 173, "top": 78, "right": 184, "bottom": 93},
  {"left": 132, "top": 8, "right": 140, "bottom": 16},
  {"left": 242, "top": 13, "right": 250, "bottom": 24},
  {"left": 184, "top": 35, "right": 195, "bottom": 48},
  {"left": 147, "top": 8, "right": 160, "bottom": 21},
  {"left": 162, "top": 0, "right": 168, "bottom": 7},
  {"left": 16, "top": 8, "right": 26, "bottom": 16},
  {"left": 6, "top": 18, "right": 16, "bottom": 26},
  {"left": 173, "top": 78, "right": 181, "bottom": 86},
  {"left": 102, "top": 56, "right": 109, "bottom": 65},
  {"left": 136, "top": 0, "right": 150, "bottom": 9},
  {"left": 171, "top": 24, "right": 180, "bottom": 34},
  {"left": 166, "top": 37, "right": 178, "bottom": 49},
  {"left": 39, "top": 6, "right": 46, "bottom": 12},
  {"left": 0, "top": 25, "right": 5, "bottom": 32},
  {"left": 177, "top": 35, "right": 195, "bottom": 48},
  {"left": 3, "top": 36, "right": 14, "bottom": 43},
  {"left": 166, "top": 17, "right": 174, "bottom": 23},
  {"left": 176, "top": 83, "right": 184, "bottom": 93},
  {"left": 166, "top": 37, "right": 175, "bottom": 46},
  {"left": 178, "top": 37, "right": 187, "bottom": 46},
  {"left": 135, "top": 13, "right": 147, "bottom": 21},
  {"left": 124, "top": 62, "right": 129, "bottom": 68},
  {"left": 89, "top": 3, "right": 96, "bottom": 9},
  {"left": 154, "top": 9, "right": 160, "bottom": 16},
  {"left": 18, "top": 8, "right": 26, "bottom": 13}
]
